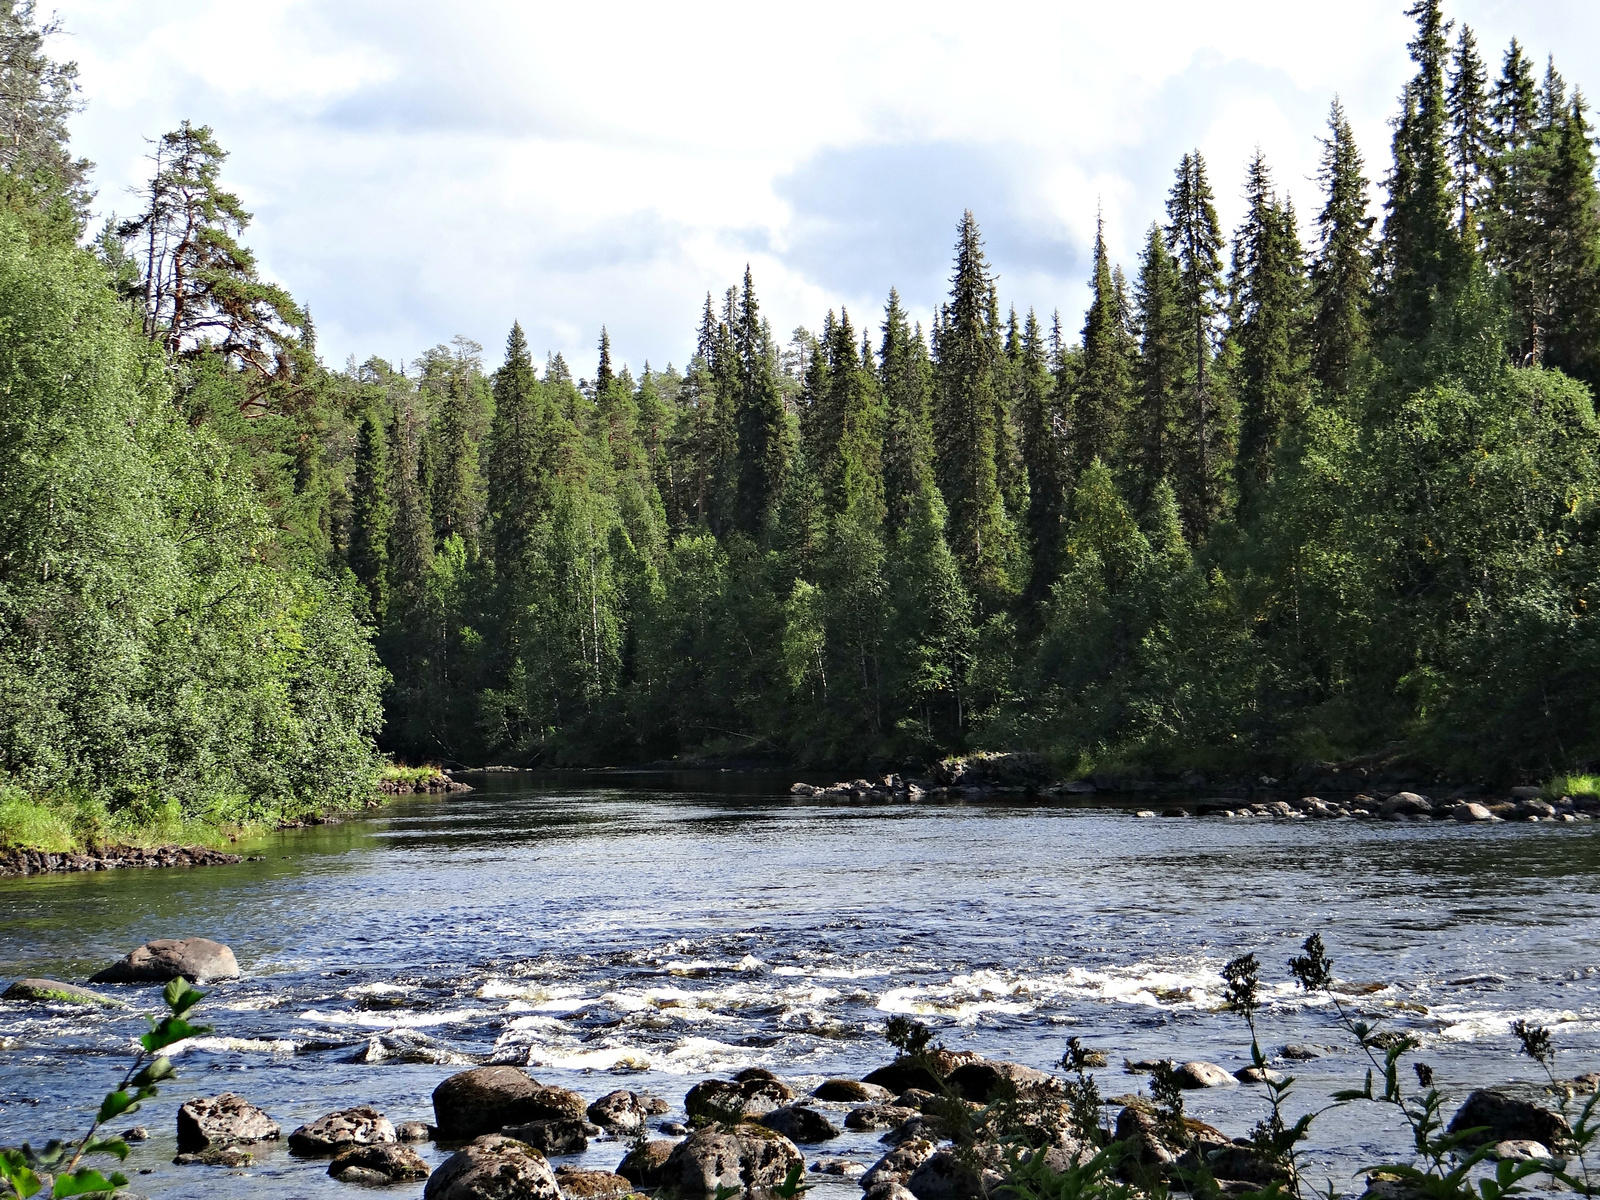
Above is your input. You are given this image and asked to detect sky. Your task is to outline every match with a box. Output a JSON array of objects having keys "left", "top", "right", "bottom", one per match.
[{"left": 42, "top": 0, "right": 1600, "bottom": 380}]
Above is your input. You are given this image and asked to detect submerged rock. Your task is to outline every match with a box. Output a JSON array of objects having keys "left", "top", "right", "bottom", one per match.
[
  {"left": 92, "top": 937, "right": 239, "bottom": 984},
  {"left": 425, "top": 1134, "right": 559, "bottom": 1200},
  {"left": 329, "top": 1143, "right": 431, "bottom": 1184},
  {"left": 176, "top": 1093, "right": 281, "bottom": 1153},
  {"left": 288, "top": 1105, "right": 395, "bottom": 1156},
  {"left": 2, "top": 978, "right": 122, "bottom": 1008}
]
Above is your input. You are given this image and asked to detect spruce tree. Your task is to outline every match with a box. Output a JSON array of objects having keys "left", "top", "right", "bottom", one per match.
[
  {"left": 731, "top": 267, "right": 788, "bottom": 541},
  {"left": 1379, "top": 0, "right": 1463, "bottom": 344},
  {"left": 933, "top": 211, "right": 1022, "bottom": 608},
  {"left": 486, "top": 322, "right": 559, "bottom": 580},
  {"left": 348, "top": 408, "right": 391, "bottom": 623},
  {"left": 595, "top": 325, "right": 615, "bottom": 395},
  {"left": 879, "top": 289, "right": 936, "bottom": 537},
  {"left": 1073, "top": 215, "right": 1134, "bottom": 472},
  {"left": 1231, "top": 153, "right": 1310, "bottom": 518},
  {"left": 1310, "top": 99, "right": 1376, "bottom": 397},
  {"left": 1016, "top": 308, "right": 1069, "bottom": 614},
  {"left": 425, "top": 339, "right": 488, "bottom": 555},
  {"left": 1127, "top": 224, "right": 1185, "bottom": 511},
  {"left": 387, "top": 398, "right": 433, "bottom": 606},
  {"left": 1164, "top": 152, "right": 1229, "bottom": 534},
  {"left": 1446, "top": 23, "right": 1491, "bottom": 240},
  {"left": 1538, "top": 92, "right": 1600, "bottom": 383}
]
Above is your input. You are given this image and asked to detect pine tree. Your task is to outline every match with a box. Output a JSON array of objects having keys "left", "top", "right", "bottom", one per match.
[
  {"left": 1446, "top": 23, "right": 1491, "bottom": 240},
  {"left": 348, "top": 408, "right": 391, "bottom": 623},
  {"left": 933, "top": 211, "right": 1022, "bottom": 608},
  {"left": 879, "top": 289, "right": 936, "bottom": 537},
  {"left": 1073, "top": 214, "right": 1134, "bottom": 472},
  {"left": 1231, "top": 152, "right": 1310, "bottom": 517},
  {"left": 1379, "top": 0, "right": 1463, "bottom": 344},
  {"left": 1127, "top": 224, "right": 1185, "bottom": 512},
  {"left": 1310, "top": 99, "right": 1376, "bottom": 397},
  {"left": 1164, "top": 152, "right": 1230, "bottom": 534}
]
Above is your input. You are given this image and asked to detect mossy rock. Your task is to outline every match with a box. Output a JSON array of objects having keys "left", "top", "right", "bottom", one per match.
[{"left": 3, "top": 978, "right": 123, "bottom": 1008}]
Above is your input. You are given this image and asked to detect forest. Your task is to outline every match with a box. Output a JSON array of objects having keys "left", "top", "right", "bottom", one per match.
[{"left": 5, "top": 0, "right": 1600, "bottom": 841}]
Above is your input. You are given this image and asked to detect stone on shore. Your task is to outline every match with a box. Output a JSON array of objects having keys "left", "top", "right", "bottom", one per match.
[
  {"left": 288, "top": 1105, "right": 396, "bottom": 1156},
  {"left": 176, "top": 1093, "right": 281, "bottom": 1153},
  {"left": 1446, "top": 1089, "right": 1569, "bottom": 1150},
  {"left": 658, "top": 1125, "right": 804, "bottom": 1196},
  {"left": 2, "top": 978, "right": 122, "bottom": 1008},
  {"left": 1454, "top": 803, "right": 1496, "bottom": 823},
  {"left": 1380, "top": 792, "right": 1432, "bottom": 819},
  {"left": 425, "top": 1134, "right": 559, "bottom": 1200},
  {"left": 329, "top": 1143, "right": 431, "bottom": 1184},
  {"left": 1114, "top": 1105, "right": 1227, "bottom": 1171},
  {"left": 91, "top": 937, "right": 239, "bottom": 984}
]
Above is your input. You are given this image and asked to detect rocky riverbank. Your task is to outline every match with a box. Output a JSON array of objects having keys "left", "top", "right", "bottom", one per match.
[{"left": 0, "top": 844, "right": 247, "bottom": 878}]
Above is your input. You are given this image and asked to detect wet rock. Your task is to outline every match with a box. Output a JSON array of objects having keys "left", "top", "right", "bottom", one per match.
[
  {"left": 759, "top": 1104, "right": 839, "bottom": 1143},
  {"left": 865, "top": 1185, "right": 919, "bottom": 1200},
  {"left": 1234, "top": 1066, "right": 1286, "bottom": 1084},
  {"left": 1180, "top": 1142, "right": 1292, "bottom": 1187},
  {"left": 1489, "top": 1140, "right": 1549, "bottom": 1161},
  {"left": 862, "top": 1050, "right": 977, "bottom": 1094},
  {"left": 329, "top": 1143, "right": 430, "bottom": 1184},
  {"left": 92, "top": 937, "right": 240, "bottom": 984},
  {"left": 1514, "top": 799, "right": 1557, "bottom": 820},
  {"left": 586, "top": 1090, "right": 666, "bottom": 1132},
  {"left": 1446, "top": 1089, "right": 1569, "bottom": 1150},
  {"left": 946, "top": 1058, "right": 1055, "bottom": 1102},
  {"left": 288, "top": 1105, "right": 396, "bottom": 1156},
  {"left": 658, "top": 1122, "right": 688, "bottom": 1136},
  {"left": 684, "top": 1075, "right": 792, "bottom": 1122},
  {"left": 895, "top": 1089, "right": 939, "bottom": 1110},
  {"left": 174, "top": 1145, "right": 255, "bottom": 1167},
  {"left": 502, "top": 1118, "right": 588, "bottom": 1155},
  {"left": 176, "top": 1093, "right": 281, "bottom": 1153},
  {"left": 905, "top": 1149, "right": 1000, "bottom": 1200},
  {"left": 659, "top": 1125, "right": 804, "bottom": 1196},
  {"left": 616, "top": 1139, "right": 676, "bottom": 1187},
  {"left": 2, "top": 978, "right": 123, "bottom": 1008},
  {"left": 1173, "top": 1061, "right": 1236, "bottom": 1089},
  {"left": 432, "top": 1067, "right": 582, "bottom": 1140},
  {"left": 881, "top": 1116, "right": 950, "bottom": 1146},
  {"left": 846, "top": 1104, "right": 917, "bottom": 1131},
  {"left": 555, "top": 1167, "right": 636, "bottom": 1200},
  {"left": 1279, "top": 1044, "right": 1329, "bottom": 1060},
  {"left": 396, "top": 1121, "right": 433, "bottom": 1143},
  {"left": 123, "top": 1127, "right": 150, "bottom": 1142},
  {"left": 860, "top": 1138, "right": 936, "bottom": 1192},
  {"left": 1114, "top": 1105, "right": 1227, "bottom": 1172},
  {"left": 426, "top": 1134, "right": 560, "bottom": 1200},
  {"left": 1454, "top": 803, "right": 1496, "bottom": 823},
  {"left": 810, "top": 1159, "right": 865, "bottom": 1176},
  {"left": 811, "top": 1078, "right": 893, "bottom": 1103},
  {"left": 1380, "top": 792, "right": 1432, "bottom": 819},
  {"left": 0, "top": 844, "right": 242, "bottom": 877}
]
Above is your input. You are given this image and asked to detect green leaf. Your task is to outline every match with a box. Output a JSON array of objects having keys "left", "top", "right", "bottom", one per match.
[
  {"left": 139, "top": 1017, "right": 209, "bottom": 1053},
  {"left": 50, "top": 1166, "right": 129, "bottom": 1197},
  {"left": 130, "top": 1058, "right": 175, "bottom": 1088},
  {"left": 94, "top": 1091, "right": 138, "bottom": 1125},
  {"left": 0, "top": 1149, "right": 44, "bottom": 1199},
  {"left": 162, "top": 979, "right": 204, "bottom": 1016},
  {"left": 79, "top": 1138, "right": 129, "bottom": 1162}
]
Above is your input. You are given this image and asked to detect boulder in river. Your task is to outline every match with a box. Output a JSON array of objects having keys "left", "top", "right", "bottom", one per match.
[
  {"left": 1172, "top": 1061, "right": 1236, "bottom": 1089},
  {"left": 1453, "top": 803, "right": 1496, "bottom": 823},
  {"left": 555, "top": 1166, "right": 637, "bottom": 1200},
  {"left": 2, "top": 978, "right": 122, "bottom": 1008},
  {"left": 425, "top": 1134, "right": 560, "bottom": 1200},
  {"left": 1380, "top": 792, "right": 1433, "bottom": 819},
  {"left": 587, "top": 1089, "right": 666, "bottom": 1132},
  {"left": 1114, "top": 1105, "right": 1227, "bottom": 1172},
  {"left": 860, "top": 1137, "right": 936, "bottom": 1192},
  {"left": 396, "top": 1121, "right": 433, "bottom": 1142},
  {"left": 329, "top": 1142, "right": 431, "bottom": 1184},
  {"left": 862, "top": 1049, "right": 978, "bottom": 1094},
  {"left": 433, "top": 1067, "right": 584, "bottom": 1140},
  {"left": 1446, "top": 1089, "right": 1569, "bottom": 1150},
  {"left": 616, "top": 1139, "right": 676, "bottom": 1187},
  {"left": 946, "top": 1058, "right": 1056, "bottom": 1102},
  {"left": 288, "top": 1105, "right": 396, "bottom": 1156},
  {"left": 659, "top": 1124, "right": 804, "bottom": 1196},
  {"left": 502, "top": 1118, "right": 588, "bottom": 1155},
  {"left": 683, "top": 1075, "right": 792, "bottom": 1122},
  {"left": 91, "top": 937, "right": 239, "bottom": 984},
  {"left": 845, "top": 1104, "right": 918, "bottom": 1131},
  {"left": 176, "top": 1093, "right": 281, "bottom": 1153},
  {"left": 812, "top": 1078, "right": 892, "bottom": 1103},
  {"left": 759, "top": 1103, "right": 840, "bottom": 1143},
  {"left": 905, "top": 1149, "right": 1000, "bottom": 1200}
]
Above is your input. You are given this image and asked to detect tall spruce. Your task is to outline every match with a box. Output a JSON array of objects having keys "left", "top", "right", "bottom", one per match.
[
  {"left": 1127, "top": 224, "right": 1185, "bottom": 512},
  {"left": 1164, "top": 152, "right": 1229, "bottom": 534},
  {"left": 1231, "top": 152, "right": 1309, "bottom": 518},
  {"left": 1446, "top": 23, "right": 1491, "bottom": 240},
  {"left": 879, "top": 289, "right": 936, "bottom": 537},
  {"left": 1310, "top": 99, "right": 1376, "bottom": 397},
  {"left": 731, "top": 267, "right": 788, "bottom": 541},
  {"left": 1537, "top": 90, "right": 1600, "bottom": 383},
  {"left": 1015, "top": 309, "right": 1068, "bottom": 612},
  {"left": 934, "top": 211, "right": 1021, "bottom": 608},
  {"left": 387, "top": 397, "right": 432, "bottom": 605},
  {"left": 348, "top": 408, "right": 392, "bottom": 623},
  {"left": 1073, "top": 215, "right": 1134, "bottom": 472}
]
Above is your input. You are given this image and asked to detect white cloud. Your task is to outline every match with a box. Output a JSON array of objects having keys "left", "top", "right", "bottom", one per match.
[{"left": 43, "top": 0, "right": 1600, "bottom": 376}]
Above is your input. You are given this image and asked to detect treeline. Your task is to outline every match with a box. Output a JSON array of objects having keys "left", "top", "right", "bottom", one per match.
[{"left": 6, "top": 0, "right": 1600, "bottom": 819}]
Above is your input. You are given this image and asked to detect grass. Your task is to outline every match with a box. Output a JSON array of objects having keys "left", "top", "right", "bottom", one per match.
[
  {"left": 1544, "top": 773, "right": 1600, "bottom": 801},
  {"left": 380, "top": 763, "right": 451, "bottom": 787}
]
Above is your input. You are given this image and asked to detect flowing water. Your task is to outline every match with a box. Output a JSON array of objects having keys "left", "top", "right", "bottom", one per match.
[{"left": 2, "top": 773, "right": 1599, "bottom": 1198}]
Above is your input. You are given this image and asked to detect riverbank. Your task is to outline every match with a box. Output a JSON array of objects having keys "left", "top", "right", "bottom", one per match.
[{"left": 0, "top": 766, "right": 470, "bottom": 860}]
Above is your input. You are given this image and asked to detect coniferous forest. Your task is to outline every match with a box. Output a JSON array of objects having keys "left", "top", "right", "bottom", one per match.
[{"left": 8, "top": 0, "right": 1600, "bottom": 837}]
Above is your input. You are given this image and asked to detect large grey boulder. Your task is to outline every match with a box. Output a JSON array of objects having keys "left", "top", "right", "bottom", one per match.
[
  {"left": 91, "top": 938, "right": 239, "bottom": 984},
  {"left": 759, "top": 1104, "right": 839, "bottom": 1143},
  {"left": 501, "top": 1118, "right": 587, "bottom": 1155},
  {"left": 329, "top": 1143, "right": 430, "bottom": 1184},
  {"left": 1446, "top": 1089, "right": 1569, "bottom": 1150},
  {"left": 905, "top": 1150, "right": 1000, "bottom": 1200},
  {"left": 432, "top": 1067, "right": 585, "bottom": 1140},
  {"left": 1380, "top": 792, "right": 1433, "bottom": 819},
  {"left": 586, "top": 1089, "right": 666, "bottom": 1132},
  {"left": 555, "top": 1167, "right": 636, "bottom": 1200},
  {"left": 659, "top": 1125, "right": 804, "bottom": 1195},
  {"left": 616, "top": 1139, "right": 676, "bottom": 1188},
  {"left": 425, "top": 1135, "right": 560, "bottom": 1200},
  {"left": 945, "top": 1058, "right": 1055, "bottom": 1103},
  {"left": 1172, "top": 1061, "right": 1236, "bottom": 1089},
  {"left": 845, "top": 1104, "right": 918, "bottom": 1131},
  {"left": 860, "top": 1138, "right": 936, "bottom": 1192},
  {"left": 288, "top": 1105, "right": 396, "bottom": 1156},
  {"left": 2, "top": 979, "right": 122, "bottom": 1008},
  {"left": 176, "top": 1093, "right": 281, "bottom": 1153},
  {"left": 684, "top": 1075, "right": 793, "bottom": 1123},
  {"left": 812, "top": 1078, "right": 893, "bottom": 1103}
]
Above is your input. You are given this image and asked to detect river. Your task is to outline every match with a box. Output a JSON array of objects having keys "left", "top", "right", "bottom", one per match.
[{"left": 2, "top": 773, "right": 1598, "bottom": 1197}]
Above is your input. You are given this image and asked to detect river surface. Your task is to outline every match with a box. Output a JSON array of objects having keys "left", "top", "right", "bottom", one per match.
[{"left": 2, "top": 774, "right": 1599, "bottom": 1198}]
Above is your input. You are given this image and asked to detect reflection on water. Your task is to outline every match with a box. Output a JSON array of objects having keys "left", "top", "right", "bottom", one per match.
[{"left": 2, "top": 773, "right": 1598, "bottom": 1197}]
